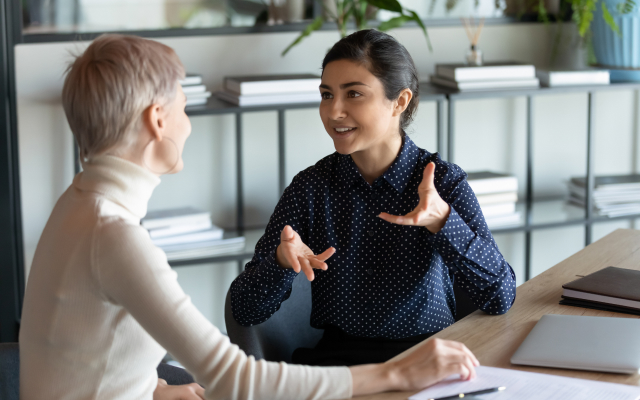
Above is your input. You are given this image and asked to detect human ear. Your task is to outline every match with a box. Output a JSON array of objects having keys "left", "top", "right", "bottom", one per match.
[
  {"left": 142, "top": 103, "right": 165, "bottom": 142},
  {"left": 392, "top": 89, "right": 413, "bottom": 117}
]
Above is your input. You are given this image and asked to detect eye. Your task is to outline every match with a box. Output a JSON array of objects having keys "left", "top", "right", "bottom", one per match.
[
  {"left": 347, "top": 91, "right": 362, "bottom": 98},
  {"left": 321, "top": 92, "right": 333, "bottom": 100}
]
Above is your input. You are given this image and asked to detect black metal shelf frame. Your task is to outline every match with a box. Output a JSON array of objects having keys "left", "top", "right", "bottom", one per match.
[
  {"left": 0, "top": 0, "right": 25, "bottom": 343},
  {"left": 166, "top": 82, "right": 640, "bottom": 283}
]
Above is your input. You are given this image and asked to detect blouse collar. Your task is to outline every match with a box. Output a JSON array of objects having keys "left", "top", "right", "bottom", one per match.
[{"left": 337, "top": 136, "right": 420, "bottom": 193}]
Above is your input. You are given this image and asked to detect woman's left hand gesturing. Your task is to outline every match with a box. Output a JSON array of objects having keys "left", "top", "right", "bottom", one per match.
[{"left": 378, "top": 162, "right": 451, "bottom": 234}]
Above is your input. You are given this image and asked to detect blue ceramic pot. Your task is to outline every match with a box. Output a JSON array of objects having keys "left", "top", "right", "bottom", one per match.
[{"left": 592, "top": 0, "right": 640, "bottom": 68}]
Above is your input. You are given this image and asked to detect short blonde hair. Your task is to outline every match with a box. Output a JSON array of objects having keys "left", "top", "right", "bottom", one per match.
[{"left": 62, "top": 34, "right": 185, "bottom": 160}]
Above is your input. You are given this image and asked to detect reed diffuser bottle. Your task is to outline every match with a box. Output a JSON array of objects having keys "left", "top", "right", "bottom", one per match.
[{"left": 462, "top": 17, "right": 485, "bottom": 66}]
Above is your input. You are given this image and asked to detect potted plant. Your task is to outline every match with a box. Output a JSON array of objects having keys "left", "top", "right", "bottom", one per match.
[
  {"left": 536, "top": 0, "right": 639, "bottom": 74},
  {"left": 281, "top": 0, "right": 430, "bottom": 56}
]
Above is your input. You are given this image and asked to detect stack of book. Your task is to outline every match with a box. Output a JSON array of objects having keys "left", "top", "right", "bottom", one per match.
[
  {"left": 467, "top": 171, "right": 520, "bottom": 228},
  {"left": 567, "top": 174, "right": 640, "bottom": 217},
  {"left": 215, "top": 74, "right": 321, "bottom": 106},
  {"left": 560, "top": 266, "right": 640, "bottom": 316},
  {"left": 142, "top": 207, "right": 245, "bottom": 261},
  {"left": 430, "top": 62, "right": 539, "bottom": 91},
  {"left": 180, "top": 73, "right": 212, "bottom": 106},
  {"left": 536, "top": 68, "right": 610, "bottom": 87}
]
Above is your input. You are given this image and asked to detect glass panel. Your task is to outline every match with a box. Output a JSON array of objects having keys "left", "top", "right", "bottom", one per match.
[
  {"left": 22, "top": 0, "right": 508, "bottom": 35},
  {"left": 493, "top": 232, "right": 525, "bottom": 286},
  {"left": 531, "top": 225, "right": 585, "bottom": 280}
]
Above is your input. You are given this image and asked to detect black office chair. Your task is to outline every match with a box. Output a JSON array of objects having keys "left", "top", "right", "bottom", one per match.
[
  {"left": 0, "top": 342, "right": 194, "bottom": 399},
  {"left": 225, "top": 273, "right": 479, "bottom": 363},
  {"left": 225, "top": 273, "right": 324, "bottom": 363},
  {"left": 0, "top": 343, "right": 19, "bottom": 400}
]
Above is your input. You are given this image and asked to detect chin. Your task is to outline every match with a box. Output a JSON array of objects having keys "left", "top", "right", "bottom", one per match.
[
  {"left": 168, "top": 160, "right": 185, "bottom": 174},
  {"left": 333, "top": 142, "right": 356, "bottom": 155}
]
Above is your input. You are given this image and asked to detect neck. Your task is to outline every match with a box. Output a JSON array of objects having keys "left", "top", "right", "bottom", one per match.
[{"left": 350, "top": 133, "right": 403, "bottom": 185}]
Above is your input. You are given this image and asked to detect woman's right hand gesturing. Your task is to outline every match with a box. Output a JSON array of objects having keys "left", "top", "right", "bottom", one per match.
[{"left": 275, "top": 225, "right": 335, "bottom": 281}]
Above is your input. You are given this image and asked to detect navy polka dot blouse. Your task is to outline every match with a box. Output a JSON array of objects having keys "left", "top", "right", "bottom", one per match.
[{"left": 230, "top": 136, "right": 516, "bottom": 339}]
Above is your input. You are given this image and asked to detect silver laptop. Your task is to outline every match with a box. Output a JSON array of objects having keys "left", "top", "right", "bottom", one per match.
[{"left": 511, "top": 314, "right": 640, "bottom": 374}]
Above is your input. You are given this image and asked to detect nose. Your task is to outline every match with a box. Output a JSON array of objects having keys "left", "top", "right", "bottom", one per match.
[{"left": 328, "top": 96, "right": 347, "bottom": 121}]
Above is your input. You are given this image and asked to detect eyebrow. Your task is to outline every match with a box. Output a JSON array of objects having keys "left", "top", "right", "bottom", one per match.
[{"left": 319, "top": 81, "right": 371, "bottom": 90}]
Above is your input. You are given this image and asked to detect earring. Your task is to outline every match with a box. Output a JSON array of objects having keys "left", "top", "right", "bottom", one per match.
[{"left": 143, "top": 137, "right": 180, "bottom": 175}]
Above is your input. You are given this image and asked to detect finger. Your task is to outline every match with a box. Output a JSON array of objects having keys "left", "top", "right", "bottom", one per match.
[
  {"left": 315, "top": 247, "right": 336, "bottom": 262},
  {"left": 379, "top": 211, "right": 422, "bottom": 226},
  {"left": 378, "top": 212, "right": 409, "bottom": 225},
  {"left": 447, "top": 352, "right": 476, "bottom": 381},
  {"left": 454, "top": 362, "right": 471, "bottom": 381},
  {"left": 299, "top": 256, "right": 315, "bottom": 281},
  {"left": 281, "top": 225, "right": 295, "bottom": 242},
  {"left": 448, "top": 341, "right": 480, "bottom": 366},
  {"left": 308, "top": 257, "right": 328, "bottom": 270},
  {"left": 284, "top": 247, "right": 302, "bottom": 273},
  {"left": 420, "top": 162, "right": 436, "bottom": 191},
  {"left": 192, "top": 383, "right": 206, "bottom": 399}
]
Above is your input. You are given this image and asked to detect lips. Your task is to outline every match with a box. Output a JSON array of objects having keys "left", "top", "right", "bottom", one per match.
[{"left": 333, "top": 127, "right": 357, "bottom": 134}]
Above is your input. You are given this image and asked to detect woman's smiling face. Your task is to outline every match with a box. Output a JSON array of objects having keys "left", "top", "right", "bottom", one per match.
[{"left": 319, "top": 59, "right": 399, "bottom": 155}]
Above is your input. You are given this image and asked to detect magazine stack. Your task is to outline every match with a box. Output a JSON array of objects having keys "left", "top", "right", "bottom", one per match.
[
  {"left": 568, "top": 174, "right": 640, "bottom": 217},
  {"left": 142, "top": 207, "right": 245, "bottom": 261},
  {"left": 467, "top": 171, "right": 520, "bottom": 228}
]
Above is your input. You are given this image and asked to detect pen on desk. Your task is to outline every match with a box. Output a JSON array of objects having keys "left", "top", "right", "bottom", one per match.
[{"left": 428, "top": 386, "right": 506, "bottom": 400}]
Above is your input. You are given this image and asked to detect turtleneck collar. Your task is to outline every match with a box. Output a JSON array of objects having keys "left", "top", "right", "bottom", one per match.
[{"left": 73, "top": 155, "right": 161, "bottom": 220}]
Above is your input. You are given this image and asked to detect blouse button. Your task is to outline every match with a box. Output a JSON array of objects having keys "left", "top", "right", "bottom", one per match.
[
  {"left": 367, "top": 269, "right": 374, "bottom": 275},
  {"left": 367, "top": 230, "right": 375, "bottom": 237}
]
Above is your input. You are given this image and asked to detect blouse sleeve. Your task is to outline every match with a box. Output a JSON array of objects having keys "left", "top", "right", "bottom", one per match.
[
  {"left": 429, "top": 160, "right": 517, "bottom": 315},
  {"left": 94, "top": 220, "right": 351, "bottom": 400},
  {"left": 229, "top": 177, "right": 310, "bottom": 326}
]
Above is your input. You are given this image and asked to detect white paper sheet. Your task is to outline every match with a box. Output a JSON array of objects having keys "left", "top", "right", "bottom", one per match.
[{"left": 409, "top": 366, "right": 640, "bottom": 400}]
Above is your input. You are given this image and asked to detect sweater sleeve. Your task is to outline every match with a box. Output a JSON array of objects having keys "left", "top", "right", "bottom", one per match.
[
  {"left": 94, "top": 220, "right": 352, "bottom": 400},
  {"left": 428, "top": 161, "right": 517, "bottom": 315}
]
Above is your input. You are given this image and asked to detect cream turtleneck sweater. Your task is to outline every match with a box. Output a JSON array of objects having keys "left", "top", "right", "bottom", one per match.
[{"left": 19, "top": 155, "right": 352, "bottom": 400}]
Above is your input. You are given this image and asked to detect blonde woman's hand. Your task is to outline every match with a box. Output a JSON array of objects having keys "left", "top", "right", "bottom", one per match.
[
  {"left": 378, "top": 162, "right": 451, "bottom": 234},
  {"left": 275, "top": 225, "right": 335, "bottom": 281},
  {"left": 153, "top": 378, "right": 205, "bottom": 400},
  {"left": 349, "top": 338, "right": 479, "bottom": 396}
]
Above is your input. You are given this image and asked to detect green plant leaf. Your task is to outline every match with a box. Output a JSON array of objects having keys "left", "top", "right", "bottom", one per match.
[
  {"left": 406, "top": 10, "right": 432, "bottom": 51},
  {"left": 617, "top": 0, "right": 636, "bottom": 14},
  {"left": 281, "top": 16, "right": 325, "bottom": 56},
  {"left": 537, "top": 0, "right": 550, "bottom": 23},
  {"left": 571, "top": 0, "right": 595, "bottom": 37},
  {"left": 378, "top": 15, "right": 412, "bottom": 31},
  {"left": 364, "top": 0, "right": 403, "bottom": 13},
  {"left": 446, "top": 0, "right": 459, "bottom": 11},
  {"left": 601, "top": 2, "right": 621, "bottom": 36},
  {"left": 356, "top": 0, "right": 369, "bottom": 29}
]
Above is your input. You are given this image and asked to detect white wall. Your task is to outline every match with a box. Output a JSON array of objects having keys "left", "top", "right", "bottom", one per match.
[{"left": 15, "top": 23, "right": 640, "bottom": 331}]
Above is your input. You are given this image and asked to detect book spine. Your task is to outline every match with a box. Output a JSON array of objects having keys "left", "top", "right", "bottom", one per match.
[{"left": 142, "top": 213, "right": 211, "bottom": 230}]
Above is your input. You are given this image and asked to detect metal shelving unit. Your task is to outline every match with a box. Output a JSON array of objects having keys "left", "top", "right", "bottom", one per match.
[{"left": 167, "top": 82, "right": 640, "bottom": 281}]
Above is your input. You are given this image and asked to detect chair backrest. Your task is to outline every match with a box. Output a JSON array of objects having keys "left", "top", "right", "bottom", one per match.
[
  {"left": 225, "top": 273, "right": 323, "bottom": 363},
  {"left": 0, "top": 343, "right": 19, "bottom": 400},
  {"left": 225, "top": 274, "right": 479, "bottom": 363}
]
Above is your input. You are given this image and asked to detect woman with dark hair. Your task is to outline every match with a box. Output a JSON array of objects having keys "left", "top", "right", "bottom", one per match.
[{"left": 231, "top": 29, "right": 516, "bottom": 366}]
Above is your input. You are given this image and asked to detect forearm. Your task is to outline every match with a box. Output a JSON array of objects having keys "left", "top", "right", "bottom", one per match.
[
  {"left": 432, "top": 209, "right": 516, "bottom": 313},
  {"left": 230, "top": 253, "right": 297, "bottom": 326},
  {"left": 349, "top": 364, "right": 396, "bottom": 397}
]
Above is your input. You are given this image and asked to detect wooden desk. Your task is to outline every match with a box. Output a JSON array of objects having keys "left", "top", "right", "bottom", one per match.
[{"left": 355, "top": 228, "right": 640, "bottom": 399}]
